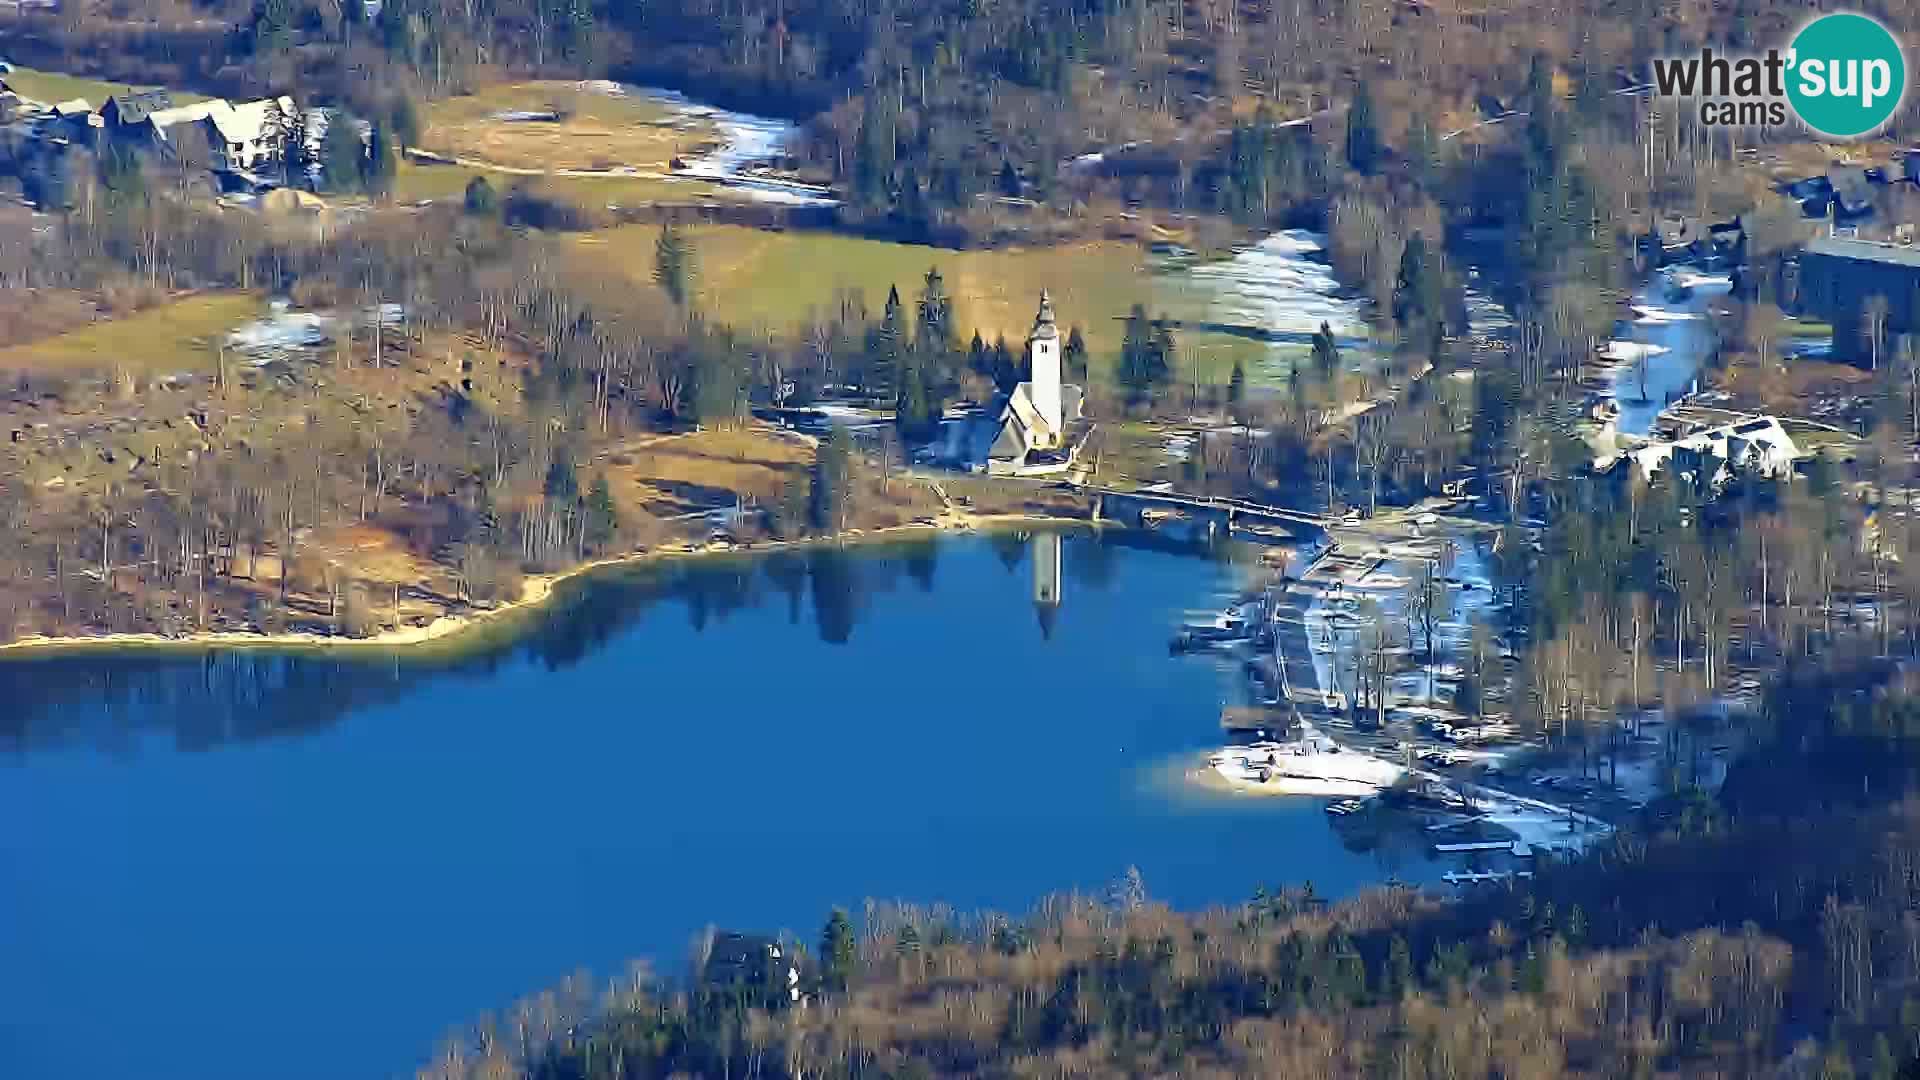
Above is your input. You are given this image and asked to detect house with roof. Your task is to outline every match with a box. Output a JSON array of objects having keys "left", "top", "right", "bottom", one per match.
[
  {"left": 702, "top": 932, "right": 806, "bottom": 1005},
  {"left": 988, "top": 291, "right": 1086, "bottom": 476},
  {"left": 98, "top": 89, "right": 174, "bottom": 132},
  {"left": 1829, "top": 166, "right": 1876, "bottom": 218},
  {"left": 1617, "top": 416, "right": 1803, "bottom": 491},
  {"left": 142, "top": 96, "right": 299, "bottom": 173},
  {"left": 89, "top": 90, "right": 299, "bottom": 175},
  {"left": 31, "top": 98, "right": 99, "bottom": 143}
]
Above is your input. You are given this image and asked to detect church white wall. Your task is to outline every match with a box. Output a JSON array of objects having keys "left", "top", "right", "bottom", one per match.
[{"left": 1031, "top": 336, "right": 1061, "bottom": 437}]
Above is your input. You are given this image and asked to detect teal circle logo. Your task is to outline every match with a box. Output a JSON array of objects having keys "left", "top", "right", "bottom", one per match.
[{"left": 1786, "top": 13, "right": 1906, "bottom": 139}]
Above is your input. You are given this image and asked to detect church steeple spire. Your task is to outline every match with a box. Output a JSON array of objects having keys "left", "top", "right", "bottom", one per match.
[{"left": 1031, "top": 290, "right": 1059, "bottom": 341}]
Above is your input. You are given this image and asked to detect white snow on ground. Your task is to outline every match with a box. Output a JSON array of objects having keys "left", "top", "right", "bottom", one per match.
[
  {"left": 1599, "top": 340, "right": 1671, "bottom": 362},
  {"left": 1148, "top": 230, "right": 1373, "bottom": 386},
  {"left": 1177, "top": 230, "right": 1365, "bottom": 339},
  {"left": 581, "top": 82, "right": 839, "bottom": 207},
  {"left": 1477, "top": 802, "right": 1608, "bottom": 854},
  {"left": 1308, "top": 525, "right": 1500, "bottom": 714},
  {"left": 1631, "top": 303, "right": 1702, "bottom": 324},
  {"left": 1668, "top": 268, "right": 1733, "bottom": 293},
  {"left": 1208, "top": 721, "right": 1406, "bottom": 796},
  {"left": 1604, "top": 267, "right": 1722, "bottom": 435},
  {"left": 227, "top": 300, "right": 330, "bottom": 365},
  {"left": 1140, "top": 234, "right": 1513, "bottom": 395},
  {"left": 224, "top": 301, "right": 410, "bottom": 366},
  {"left": 808, "top": 403, "right": 890, "bottom": 426}
]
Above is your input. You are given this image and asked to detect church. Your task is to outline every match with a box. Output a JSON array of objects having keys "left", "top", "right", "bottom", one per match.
[{"left": 987, "top": 291, "right": 1086, "bottom": 475}]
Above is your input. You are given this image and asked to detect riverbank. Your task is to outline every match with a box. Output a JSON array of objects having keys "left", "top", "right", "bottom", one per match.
[{"left": 0, "top": 510, "right": 1086, "bottom": 659}]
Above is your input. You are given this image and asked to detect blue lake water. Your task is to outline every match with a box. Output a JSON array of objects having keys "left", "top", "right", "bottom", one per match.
[{"left": 1, "top": 530, "right": 1438, "bottom": 1080}]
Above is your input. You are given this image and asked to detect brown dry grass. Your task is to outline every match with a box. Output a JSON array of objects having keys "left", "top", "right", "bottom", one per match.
[
  {"left": 0, "top": 289, "right": 99, "bottom": 349},
  {"left": 592, "top": 426, "right": 813, "bottom": 522},
  {"left": 417, "top": 82, "right": 712, "bottom": 173},
  {"left": 1714, "top": 355, "right": 1873, "bottom": 416},
  {"left": 0, "top": 292, "right": 263, "bottom": 377}
]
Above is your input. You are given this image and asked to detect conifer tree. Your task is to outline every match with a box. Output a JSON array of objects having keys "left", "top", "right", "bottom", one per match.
[
  {"left": 584, "top": 474, "right": 618, "bottom": 552},
  {"left": 1311, "top": 321, "right": 1341, "bottom": 377},
  {"left": 320, "top": 111, "right": 364, "bottom": 193},
  {"left": 1064, "top": 325, "right": 1088, "bottom": 382},
  {"left": 865, "top": 286, "right": 905, "bottom": 400},
  {"left": 810, "top": 427, "right": 855, "bottom": 533},
  {"left": 821, "top": 909, "right": 857, "bottom": 993},
  {"left": 1345, "top": 80, "right": 1379, "bottom": 175},
  {"left": 654, "top": 224, "right": 693, "bottom": 308},
  {"left": 1394, "top": 231, "right": 1439, "bottom": 330}
]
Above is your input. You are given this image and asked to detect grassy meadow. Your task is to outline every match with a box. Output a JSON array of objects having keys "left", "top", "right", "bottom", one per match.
[
  {"left": 576, "top": 224, "right": 1264, "bottom": 383},
  {"left": 0, "top": 292, "right": 263, "bottom": 376},
  {"left": 1, "top": 66, "right": 210, "bottom": 108},
  {"left": 393, "top": 158, "right": 738, "bottom": 209},
  {"left": 415, "top": 81, "right": 709, "bottom": 172}
]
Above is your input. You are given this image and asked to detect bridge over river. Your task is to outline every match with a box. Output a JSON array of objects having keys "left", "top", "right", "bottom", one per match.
[{"left": 1086, "top": 487, "right": 1331, "bottom": 544}]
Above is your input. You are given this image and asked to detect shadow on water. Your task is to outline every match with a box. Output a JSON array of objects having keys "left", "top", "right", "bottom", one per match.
[
  {"left": 0, "top": 530, "right": 1163, "bottom": 759},
  {"left": 2, "top": 523, "right": 1457, "bottom": 1080}
]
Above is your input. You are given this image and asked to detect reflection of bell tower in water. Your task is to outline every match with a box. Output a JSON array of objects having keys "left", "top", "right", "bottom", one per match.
[{"left": 1031, "top": 532, "right": 1063, "bottom": 639}]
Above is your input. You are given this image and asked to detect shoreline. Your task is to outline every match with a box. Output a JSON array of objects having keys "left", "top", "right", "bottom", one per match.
[{"left": 0, "top": 512, "right": 1087, "bottom": 660}]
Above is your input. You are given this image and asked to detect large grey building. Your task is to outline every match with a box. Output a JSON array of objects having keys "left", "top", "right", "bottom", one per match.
[{"left": 1798, "top": 235, "right": 1920, "bottom": 364}]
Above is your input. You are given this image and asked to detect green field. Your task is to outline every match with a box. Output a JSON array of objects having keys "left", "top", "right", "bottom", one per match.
[
  {"left": 394, "top": 159, "right": 737, "bottom": 209},
  {"left": 0, "top": 292, "right": 263, "bottom": 376},
  {"left": 585, "top": 224, "right": 1149, "bottom": 347},
  {"left": 581, "top": 224, "right": 1269, "bottom": 383},
  {"left": 2, "top": 66, "right": 210, "bottom": 108}
]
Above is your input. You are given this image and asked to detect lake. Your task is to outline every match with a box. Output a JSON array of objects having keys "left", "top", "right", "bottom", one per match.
[{"left": 1, "top": 530, "right": 1439, "bottom": 1080}]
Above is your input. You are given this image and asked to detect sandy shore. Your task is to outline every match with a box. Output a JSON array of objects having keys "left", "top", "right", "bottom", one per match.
[{"left": 0, "top": 512, "right": 1084, "bottom": 659}]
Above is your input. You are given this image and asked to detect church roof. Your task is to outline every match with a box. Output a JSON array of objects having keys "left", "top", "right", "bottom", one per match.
[
  {"left": 989, "top": 414, "right": 1027, "bottom": 461},
  {"left": 1029, "top": 289, "right": 1059, "bottom": 342},
  {"left": 990, "top": 383, "right": 1056, "bottom": 461}
]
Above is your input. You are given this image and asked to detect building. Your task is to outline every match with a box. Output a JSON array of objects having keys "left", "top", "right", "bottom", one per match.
[
  {"left": 31, "top": 98, "right": 96, "bottom": 142},
  {"left": 1617, "top": 415, "right": 1803, "bottom": 490},
  {"left": 98, "top": 89, "right": 174, "bottom": 131},
  {"left": 703, "top": 932, "right": 805, "bottom": 1005},
  {"left": 89, "top": 90, "right": 300, "bottom": 175},
  {"left": 988, "top": 291, "right": 1085, "bottom": 475},
  {"left": 1798, "top": 235, "right": 1920, "bottom": 364},
  {"left": 132, "top": 96, "right": 299, "bottom": 173}
]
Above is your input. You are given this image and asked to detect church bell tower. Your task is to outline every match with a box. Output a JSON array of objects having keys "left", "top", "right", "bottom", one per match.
[{"left": 1029, "top": 291, "right": 1062, "bottom": 440}]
